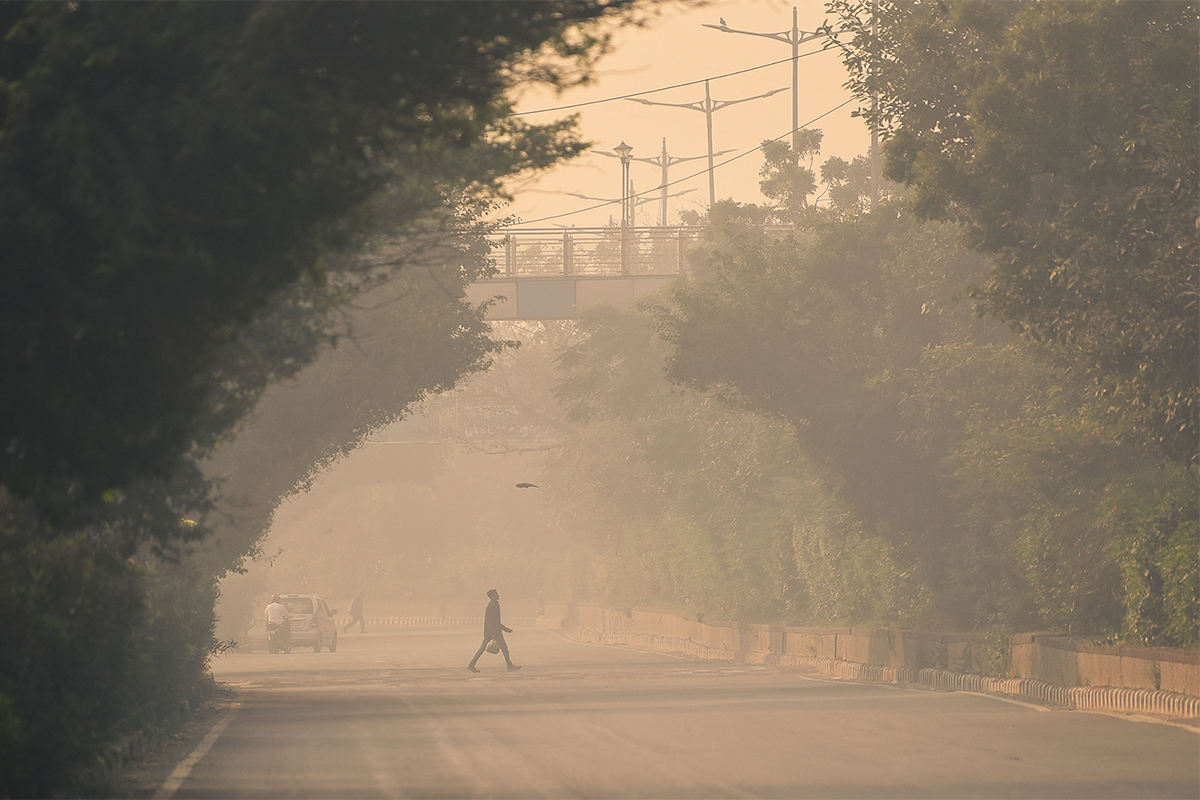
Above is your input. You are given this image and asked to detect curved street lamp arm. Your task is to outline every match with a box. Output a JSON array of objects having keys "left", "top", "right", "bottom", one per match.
[
  {"left": 567, "top": 191, "right": 661, "bottom": 209},
  {"left": 625, "top": 97, "right": 705, "bottom": 113},
  {"left": 595, "top": 150, "right": 732, "bottom": 167},
  {"left": 701, "top": 23, "right": 790, "bottom": 43},
  {"left": 595, "top": 150, "right": 674, "bottom": 166},
  {"left": 712, "top": 86, "right": 787, "bottom": 112},
  {"left": 701, "top": 23, "right": 824, "bottom": 46},
  {"left": 667, "top": 149, "right": 734, "bottom": 165}
]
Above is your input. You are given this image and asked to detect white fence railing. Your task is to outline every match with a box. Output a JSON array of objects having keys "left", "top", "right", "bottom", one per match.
[{"left": 490, "top": 226, "right": 703, "bottom": 277}]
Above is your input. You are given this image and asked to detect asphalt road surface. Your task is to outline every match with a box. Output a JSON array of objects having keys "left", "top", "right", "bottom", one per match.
[{"left": 167, "top": 628, "right": 1199, "bottom": 798}]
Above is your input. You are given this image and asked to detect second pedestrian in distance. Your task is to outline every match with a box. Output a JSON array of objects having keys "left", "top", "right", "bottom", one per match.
[{"left": 343, "top": 591, "right": 365, "bottom": 633}]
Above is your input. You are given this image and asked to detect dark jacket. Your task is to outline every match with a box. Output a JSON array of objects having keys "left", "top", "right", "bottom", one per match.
[{"left": 483, "top": 598, "right": 511, "bottom": 639}]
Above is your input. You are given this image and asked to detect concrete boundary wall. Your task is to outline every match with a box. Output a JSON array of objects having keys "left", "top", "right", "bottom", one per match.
[
  {"left": 1012, "top": 633, "right": 1199, "bottom": 695},
  {"left": 540, "top": 603, "right": 1199, "bottom": 721}
]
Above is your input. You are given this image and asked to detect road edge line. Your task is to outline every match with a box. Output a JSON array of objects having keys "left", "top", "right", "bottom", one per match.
[{"left": 152, "top": 703, "right": 240, "bottom": 799}]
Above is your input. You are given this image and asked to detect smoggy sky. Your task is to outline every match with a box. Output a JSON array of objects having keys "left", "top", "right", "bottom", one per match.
[{"left": 499, "top": 0, "right": 870, "bottom": 229}]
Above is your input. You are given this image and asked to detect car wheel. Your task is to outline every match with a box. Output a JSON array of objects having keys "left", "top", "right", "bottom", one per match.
[
  {"left": 329, "top": 632, "right": 338, "bottom": 652},
  {"left": 314, "top": 633, "right": 323, "bottom": 653}
]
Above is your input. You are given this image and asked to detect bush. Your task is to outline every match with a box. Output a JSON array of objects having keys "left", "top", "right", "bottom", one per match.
[
  {"left": 0, "top": 493, "right": 223, "bottom": 797},
  {"left": 1107, "top": 466, "right": 1200, "bottom": 646},
  {"left": 0, "top": 499, "right": 142, "bottom": 797}
]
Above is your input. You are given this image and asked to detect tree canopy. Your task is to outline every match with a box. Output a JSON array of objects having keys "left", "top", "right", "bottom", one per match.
[
  {"left": 0, "top": 3, "right": 642, "bottom": 792},
  {"left": 825, "top": 0, "right": 1199, "bottom": 463},
  {"left": 0, "top": 1, "right": 631, "bottom": 514}
]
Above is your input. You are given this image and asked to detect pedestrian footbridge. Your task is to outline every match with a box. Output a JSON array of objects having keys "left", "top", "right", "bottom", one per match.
[{"left": 466, "top": 226, "right": 701, "bottom": 320}]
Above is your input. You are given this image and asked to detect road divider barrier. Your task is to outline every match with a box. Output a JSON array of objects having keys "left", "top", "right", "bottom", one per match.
[{"left": 540, "top": 602, "right": 1199, "bottom": 721}]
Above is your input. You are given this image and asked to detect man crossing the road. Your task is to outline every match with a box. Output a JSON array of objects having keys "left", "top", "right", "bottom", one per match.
[{"left": 467, "top": 589, "right": 520, "bottom": 672}]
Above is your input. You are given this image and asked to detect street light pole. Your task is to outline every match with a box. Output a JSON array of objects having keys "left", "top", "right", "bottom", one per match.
[
  {"left": 657, "top": 139, "right": 672, "bottom": 226},
  {"left": 627, "top": 82, "right": 785, "bottom": 205},
  {"left": 703, "top": 82, "right": 716, "bottom": 206},
  {"left": 702, "top": 7, "right": 823, "bottom": 158},
  {"left": 596, "top": 138, "right": 726, "bottom": 225},
  {"left": 613, "top": 141, "right": 633, "bottom": 273}
]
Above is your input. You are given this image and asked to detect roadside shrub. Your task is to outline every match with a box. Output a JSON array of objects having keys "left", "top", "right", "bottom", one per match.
[
  {"left": 1107, "top": 466, "right": 1199, "bottom": 647},
  {"left": 0, "top": 499, "right": 142, "bottom": 797}
]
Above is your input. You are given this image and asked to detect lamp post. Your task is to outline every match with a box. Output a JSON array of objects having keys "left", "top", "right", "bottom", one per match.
[
  {"left": 612, "top": 141, "right": 633, "bottom": 273},
  {"left": 627, "top": 82, "right": 785, "bottom": 205},
  {"left": 702, "top": 7, "right": 823, "bottom": 159},
  {"left": 612, "top": 140, "right": 634, "bottom": 229},
  {"left": 596, "top": 138, "right": 727, "bottom": 225}
]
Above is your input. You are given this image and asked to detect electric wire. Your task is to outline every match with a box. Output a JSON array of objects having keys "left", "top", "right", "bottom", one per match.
[
  {"left": 513, "top": 47, "right": 832, "bottom": 117},
  {"left": 501, "top": 96, "right": 858, "bottom": 227}
]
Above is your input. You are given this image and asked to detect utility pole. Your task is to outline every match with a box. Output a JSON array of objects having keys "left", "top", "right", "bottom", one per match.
[
  {"left": 596, "top": 138, "right": 723, "bottom": 225},
  {"left": 627, "top": 82, "right": 785, "bottom": 205},
  {"left": 703, "top": 7, "right": 823, "bottom": 159}
]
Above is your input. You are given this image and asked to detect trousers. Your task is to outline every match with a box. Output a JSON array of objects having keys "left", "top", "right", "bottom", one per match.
[{"left": 469, "top": 633, "right": 511, "bottom": 667}]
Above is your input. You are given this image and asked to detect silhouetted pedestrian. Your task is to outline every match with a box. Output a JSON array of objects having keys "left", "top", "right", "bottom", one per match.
[
  {"left": 467, "top": 589, "right": 520, "bottom": 672},
  {"left": 343, "top": 591, "right": 365, "bottom": 633}
]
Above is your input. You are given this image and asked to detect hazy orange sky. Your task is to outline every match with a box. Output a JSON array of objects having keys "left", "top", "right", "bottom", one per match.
[{"left": 501, "top": 0, "right": 870, "bottom": 228}]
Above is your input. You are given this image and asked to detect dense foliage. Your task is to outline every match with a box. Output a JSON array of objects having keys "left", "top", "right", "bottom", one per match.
[
  {"left": 825, "top": 0, "right": 1199, "bottom": 464},
  {"left": 544, "top": 186, "right": 1195, "bottom": 643},
  {"left": 535, "top": 16, "right": 1197, "bottom": 637},
  {"left": 547, "top": 305, "right": 911, "bottom": 623},
  {"left": 0, "top": 0, "right": 617, "bottom": 514},
  {"left": 0, "top": 2, "right": 636, "bottom": 794}
]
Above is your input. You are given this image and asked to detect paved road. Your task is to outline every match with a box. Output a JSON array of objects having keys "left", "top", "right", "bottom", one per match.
[{"left": 174, "top": 628, "right": 1198, "bottom": 798}]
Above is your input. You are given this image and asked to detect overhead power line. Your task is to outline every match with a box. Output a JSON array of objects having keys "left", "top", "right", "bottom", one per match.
[
  {"left": 512, "top": 47, "right": 832, "bottom": 117},
  {"left": 504, "top": 97, "right": 857, "bottom": 227}
]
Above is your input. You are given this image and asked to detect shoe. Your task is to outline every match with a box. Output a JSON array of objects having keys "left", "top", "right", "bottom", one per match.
[
  {"left": 467, "top": 665, "right": 479, "bottom": 673},
  {"left": 507, "top": 664, "right": 522, "bottom": 671}
]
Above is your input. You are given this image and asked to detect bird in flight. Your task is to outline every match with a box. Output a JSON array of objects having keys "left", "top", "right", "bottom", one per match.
[{"left": 516, "top": 482, "right": 539, "bottom": 489}]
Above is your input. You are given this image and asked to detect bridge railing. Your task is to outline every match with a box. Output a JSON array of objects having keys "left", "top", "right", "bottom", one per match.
[{"left": 490, "top": 226, "right": 705, "bottom": 278}]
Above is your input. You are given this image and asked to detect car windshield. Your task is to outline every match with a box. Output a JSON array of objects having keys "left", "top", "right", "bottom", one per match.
[{"left": 284, "top": 597, "right": 313, "bottom": 614}]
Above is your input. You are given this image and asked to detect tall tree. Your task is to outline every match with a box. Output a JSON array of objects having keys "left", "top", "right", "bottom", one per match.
[
  {"left": 549, "top": 303, "right": 907, "bottom": 623},
  {"left": 825, "top": 0, "right": 1199, "bottom": 463},
  {"left": 0, "top": 4, "right": 643, "bottom": 792},
  {"left": 0, "top": 1, "right": 632, "bottom": 515},
  {"left": 660, "top": 198, "right": 1004, "bottom": 625},
  {"left": 758, "top": 131, "right": 825, "bottom": 219}
]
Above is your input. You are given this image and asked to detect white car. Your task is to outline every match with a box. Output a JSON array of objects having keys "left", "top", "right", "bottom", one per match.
[{"left": 280, "top": 593, "right": 338, "bottom": 652}]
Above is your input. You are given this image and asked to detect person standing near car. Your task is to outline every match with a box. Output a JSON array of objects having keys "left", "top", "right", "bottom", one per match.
[
  {"left": 265, "top": 593, "right": 291, "bottom": 651},
  {"left": 343, "top": 591, "right": 365, "bottom": 633},
  {"left": 467, "top": 589, "right": 520, "bottom": 672}
]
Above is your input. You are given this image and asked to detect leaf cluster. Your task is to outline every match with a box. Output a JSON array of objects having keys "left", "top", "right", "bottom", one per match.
[
  {"left": 660, "top": 177, "right": 1196, "bottom": 641},
  {"left": 0, "top": 0, "right": 631, "bottom": 516},
  {"left": 824, "top": 0, "right": 1199, "bottom": 462}
]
